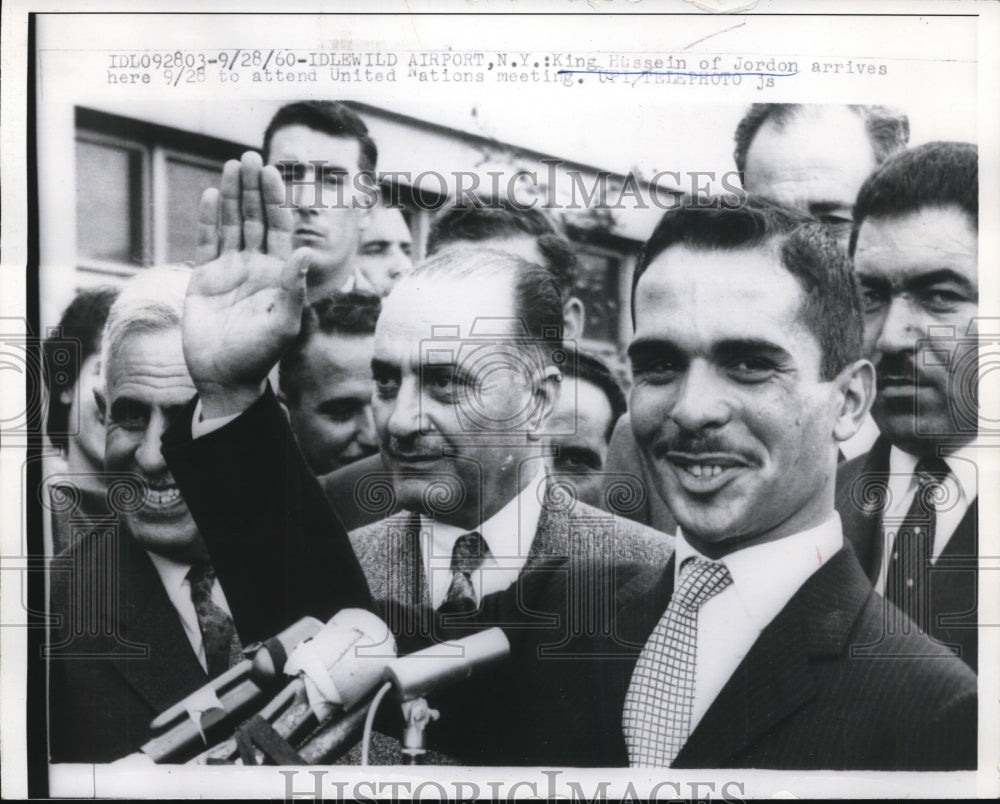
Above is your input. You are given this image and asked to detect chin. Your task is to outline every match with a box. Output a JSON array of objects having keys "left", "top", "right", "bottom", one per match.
[{"left": 127, "top": 515, "right": 202, "bottom": 560}]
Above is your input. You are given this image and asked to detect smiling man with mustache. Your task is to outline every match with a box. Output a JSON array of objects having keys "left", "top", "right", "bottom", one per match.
[{"left": 840, "top": 142, "right": 980, "bottom": 671}]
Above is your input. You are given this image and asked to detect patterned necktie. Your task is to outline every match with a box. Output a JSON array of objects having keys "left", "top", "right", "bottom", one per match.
[
  {"left": 187, "top": 563, "right": 242, "bottom": 678},
  {"left": 885, "top": 456, "right": 951, "bottom": 631},
  {"left": 622, "top": 558, "right": 733, "bottom": 767},
  {"left": 441, "top": 531, "right": 489, "bottom": 611}
]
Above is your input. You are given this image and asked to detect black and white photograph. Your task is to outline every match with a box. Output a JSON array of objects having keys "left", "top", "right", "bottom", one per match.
[{"left": 1, "top": 1, "right": 997, "bottom": 799}]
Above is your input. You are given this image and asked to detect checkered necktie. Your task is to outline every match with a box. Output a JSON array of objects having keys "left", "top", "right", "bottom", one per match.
[
  {"left": 441, "top": 531, "right": 489, "bottom": 612},
  {"left": 886, "top": 456, "right": 951, "bottom": 630},
  {"left": 187, "top": 563, "right": 242, "bottom": 678},
  {"left": 622, "top": 558, "right": 732, "bottom": 767}
]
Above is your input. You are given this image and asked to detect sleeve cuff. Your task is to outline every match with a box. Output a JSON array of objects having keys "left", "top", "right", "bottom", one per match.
[{"left": 191, "top": 397, "right": 244, "bottom": 439}]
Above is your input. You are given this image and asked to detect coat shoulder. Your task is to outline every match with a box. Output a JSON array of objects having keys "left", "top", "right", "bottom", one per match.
[{"left": 568, "top": 501, "right": 674, "bottom": 565}]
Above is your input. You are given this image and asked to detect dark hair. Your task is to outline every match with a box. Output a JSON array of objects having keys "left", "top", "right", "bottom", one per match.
[
  {"left": 263, "top": 101, "right": 377, "bottom": 172},
  {"left": 849, "top": 141, "right": 978, "bottom": 256},
  {"left": 564, "top": 350, "right": 627, "bottom": 442},
  {"left": 426, "top": 198, "right": 578, "bottom": 294},
  {"left": 632, "top": 195, "right": 862, "bottom": 380},
  {"left": 410, "top": 246, "right": 564, "bottom": 355},
  {"left": 279, "top": 291, "right": 382, "bottom": 403},
  {"left": 45, "top": 286, "right": 120, "bottom": 450},
  {"left": 733, "top": 104, "right": 910, "bottom": 177}
]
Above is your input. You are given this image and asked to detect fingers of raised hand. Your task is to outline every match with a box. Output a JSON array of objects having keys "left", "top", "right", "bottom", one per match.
[
  {"left": 195, "top": 187, "right": 221, "bottom": 265},
  {"left": 219, "top": 159, "right": 243, "bottom": 253},
  {"left": 261, "top": 164, "right": 293, "bottom": 259},
  {"left": 240, "top": 151, "right": 266, "bottom": 253}
]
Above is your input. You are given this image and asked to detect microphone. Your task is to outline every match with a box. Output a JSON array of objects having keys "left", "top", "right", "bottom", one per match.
[
  {"left": 384, "top": 627, "right": 510, "bottom": 700},
  {"left": 297, "top": 628, "right": 510, "bottom": 764},
  {"left": 191, "top": 608, "right": 395, "bottom": 765},
  {"left": 140, "top": 616, "right": 323, "bottom": 764}
]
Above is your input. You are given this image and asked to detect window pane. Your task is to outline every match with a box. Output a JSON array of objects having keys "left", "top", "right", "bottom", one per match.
[
  {"left": 75, "top": 140, "right": 143, "bottom": 264},
  {"left": 166, "top": 157, "right": 222, "bottom": 264},
  {"left": 573, "top": 250, "right": 620, "bottom": 344}
]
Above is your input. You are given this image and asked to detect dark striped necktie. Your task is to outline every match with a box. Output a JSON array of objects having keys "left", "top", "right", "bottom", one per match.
[
  {"left": 440, "top": 531, "right": 489, "bottom": 612},
  {"left": 187, "top": 563, "right": 242, "bottom": 678},
  {"left": 885, "top": 455, "right": 951, "bottom": 631}
]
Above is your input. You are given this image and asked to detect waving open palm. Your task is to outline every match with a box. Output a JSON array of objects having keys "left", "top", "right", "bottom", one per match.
[{"left": 184, "top": 152, "right": 312, "bottom": 418}]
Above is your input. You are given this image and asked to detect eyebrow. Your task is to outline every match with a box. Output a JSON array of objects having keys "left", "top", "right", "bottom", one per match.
[
  {"left": 807, "top": 201, "right": 852, "bottom": 218},
  {"left": 628, "top": 337, "right": 792, "bottom": 362},
  {"left": 856, "top": 268, "right": 976, "bottom": 292}
]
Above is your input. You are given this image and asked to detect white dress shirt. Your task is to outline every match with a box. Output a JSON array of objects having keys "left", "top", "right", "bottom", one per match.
[
  {"left": 421, "top": 470, "right": 546, "bottom": 610},
  {"left": 873, "top": 441, "right": 980, "bottom": 595},
  {"left": 673, "top": 514, "right": 844, "bottom": 732},
  {"left": 147, "top": 550, "right": 235, "bottom": 674}
]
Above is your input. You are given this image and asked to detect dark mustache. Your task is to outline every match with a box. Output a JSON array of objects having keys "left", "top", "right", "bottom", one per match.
[
  {"left": 874, "top": 352, "right": 921, "bottom": 381},
  {"left": 655, "top": 432, "right": 754, "bottom": 462}
]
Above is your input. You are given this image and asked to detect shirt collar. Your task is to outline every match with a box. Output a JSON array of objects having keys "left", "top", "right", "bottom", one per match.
[
  {"left": 675, "top": 513, "right": 844, "bottom": 631},
  {"left": 888, "top": 440, "right": 980, "bottom": 506},
  {"left": 146, "top": 550, "right": 193, "bottom": 596},
  {"left": 422, "top": 467, "right": 546, "bottom": 559}
]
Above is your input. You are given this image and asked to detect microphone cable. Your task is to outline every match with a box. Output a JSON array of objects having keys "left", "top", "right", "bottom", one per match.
[{"left": 360, "top": 681, "right": 393, "bottom": 766}]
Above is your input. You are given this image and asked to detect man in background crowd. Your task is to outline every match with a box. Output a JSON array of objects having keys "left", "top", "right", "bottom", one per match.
[
  {"left": 44, "top": 285, "right": 119, "bottom": 554},
  {"left": 198, "top": 101, "right": 377, "bottom": 300},
  {"left": 734, "top": 103, "right": 910, "bottom": 247},
  {"left": 279, "top": 291, "right": 381, "bottom": 475},
  {"left": 353, "top": 202, "right": 413, "bottom": 296},
  {"left": 839, "top": 141, "right": 980, "bottom": 671},
  {"left": 546, "top": 350, "right": 627, "bottom": 509}
]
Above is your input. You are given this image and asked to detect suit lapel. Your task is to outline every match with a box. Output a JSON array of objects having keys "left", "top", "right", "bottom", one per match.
[
  {"left": 110, "top": 535, "right": 208, "bottom": 716},
  {"left": 836, "top": 436, "right": 891, "bottom": 582},
  {"left": 674, "top": 547, "right": 871, "bottom": 767}
]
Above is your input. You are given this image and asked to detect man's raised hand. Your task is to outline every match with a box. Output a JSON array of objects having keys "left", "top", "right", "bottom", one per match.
[{"left": 183, "top": 152, "right": 312, "bottom": 419}]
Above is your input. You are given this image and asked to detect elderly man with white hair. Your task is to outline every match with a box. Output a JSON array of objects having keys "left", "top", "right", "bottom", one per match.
[{"left": 47, "top": 267, "right": 369, "bottom": 763}]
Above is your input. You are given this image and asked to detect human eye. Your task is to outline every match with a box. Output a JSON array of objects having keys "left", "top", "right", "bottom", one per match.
[
  {"left": 109, "top": 398, "right": 150, "bottom": 432},
  {"left": 360, "top": 241, "right": 388, "bottom": 257},
  {"left": 372, "top": 366, "right": 400, "bottom": 399},
  {"left": 554, "top": 447, "right": 601, "bottom": 473},
  {"left": 322, "top": 168, "right": 347, "bottom": 186},
  {"left": 277, "top": 161, "right": 303, "bottom": 184},
  {"left": 726, "top": 355, "right": 778, "bottom": 382},
  {"left": 425, "top": 368, "right": 463, "bottom": 400},
  {"left": 918, "top": 286, "right": 970, "bottom": 314},
  {"left": 631, "top": 356, "right": 681, "bottom": 385},
  {"left": 858, "top": 280, "right": 889, "bottom": 314}
]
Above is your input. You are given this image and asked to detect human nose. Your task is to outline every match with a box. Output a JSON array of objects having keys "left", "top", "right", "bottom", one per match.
[
  {"left": 875, "top": 295, "right": 923, "bottom": 356},
  {"left": 356, "top": 404, "right": 378, "bottom": 448},
  {"left": 669, "top": 360, "right": 731, "bottom": 432},
  {"left": 134, "top": 410, "right": 169, "bottom": 476},
  {"left": 385, "top": 377, "right": 424, "bottom": 439}
]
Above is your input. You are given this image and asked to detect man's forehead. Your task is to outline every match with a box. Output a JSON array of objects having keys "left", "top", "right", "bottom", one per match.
[
  {"left": 853, "top": 206, "right": 978, "bottom": 280},
  {"left": 268, "top": 124, "right": 361, "bottom": 164},
  {"left": 365, "top": 208, "right": 411, "bottom": 243},
  {"left": 745, "top": 107, "right": 876, "bottom": 195},
  {"left": 106, "top": 328, "right": 195, "bottom": 396},
  {"left": 378, "top": 272, "right": 518, "bottom": 340},
  {"left": 634, "top": 244, "right": 805, "bottom": 339}
]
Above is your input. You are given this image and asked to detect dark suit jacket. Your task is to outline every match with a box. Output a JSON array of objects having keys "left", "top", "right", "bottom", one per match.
[
  {"left": 163, "top": 389, "right": 977, "bottom": 769},
  {"left": 835, "top": 437, "right": 979, "bottom": 671},
  {"left": 48, "top": 529, "right": 212, "bottom": 763},
  {"left": 321, "top": 453, "right": 392, "bottom": 532}
]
